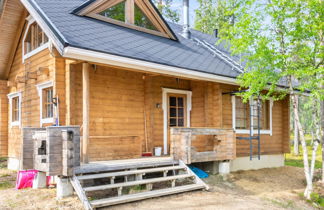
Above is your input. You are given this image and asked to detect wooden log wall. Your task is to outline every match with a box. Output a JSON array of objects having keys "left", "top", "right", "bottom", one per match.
[
  {"left": 221, "top": 84, "right": 290, "bottom": 157},
  {"left": 0, "top": 80, "right": 8, "bottom": 157},
  {"left": 6, "top": 19, "right": 61, "bottom": 163},
  {"left": 67, "top": 63, "right": 290, "bottom": 161}
]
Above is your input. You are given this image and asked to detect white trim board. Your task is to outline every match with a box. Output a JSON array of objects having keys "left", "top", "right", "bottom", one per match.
[
  {"left": 162, "top": 88, "right": 192, "bottom": 155},
  {"left": 231, "top": 95, "right": 273, "bottom": 136},
  {"left": 63, "top": 46, "right": 237, "bottom": 85},
  {"left": 7, "top": 92, "right": 22, "bottom": 128},
  {"left": 36, "top": 81, "right": 54, "bottom": 126}
]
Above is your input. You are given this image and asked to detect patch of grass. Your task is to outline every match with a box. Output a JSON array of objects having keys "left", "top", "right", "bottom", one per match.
[
  {"left": 0, "top": 174, "right": 10, "bottom": 178},
  {"left": 285, "top": 141, "right": 322, "bottom": 169},
  {"left": 310, "top": 192, "right": 324, "bottom": 208},
  {"left": 267, "top": 198, "right": 296, "bottom": 209},
  {"left": 0, "top": 181, "right": 14, "bottom": 190},
  {"left": 0, "top": 157, "right": 7, "bottom": 169}
]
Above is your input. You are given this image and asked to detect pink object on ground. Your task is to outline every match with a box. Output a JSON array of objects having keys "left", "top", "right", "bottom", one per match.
[{"left": 15, "top": 170, "right": 38, "bottom": 189}]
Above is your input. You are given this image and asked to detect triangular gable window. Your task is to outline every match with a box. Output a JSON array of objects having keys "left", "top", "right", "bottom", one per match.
[
  {"left": 99, "top": 1, "right": 125, "bottom": 22},
  {"left": 75, "top": 0, "right": 177, "bottom": 40},
  {"left": 134, "top": 3, "right": 157, "bottom": 31}
]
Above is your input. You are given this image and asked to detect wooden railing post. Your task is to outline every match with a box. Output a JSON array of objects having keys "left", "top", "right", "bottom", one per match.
[{"left": 82, "top": 63, "right": 90, "bottom": 163}]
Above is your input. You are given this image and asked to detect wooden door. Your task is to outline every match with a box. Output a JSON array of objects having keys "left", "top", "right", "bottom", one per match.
[{"left": 167, "top": 94, "right": 187, "bottom": 150}]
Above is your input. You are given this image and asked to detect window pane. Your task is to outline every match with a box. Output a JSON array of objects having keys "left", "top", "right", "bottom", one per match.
[
  {"left": 12, "top": 97, "right": 19, "bottom": 122},
  {"left": 134, "top": 4, "right": 157, "bottom": 30},
  {"left": 99, "top": 1, "right": 125, "bottom": 22},
  {"left": 169, "top": 118, "right": 176, "bottom": 127},
  {"left": 169, "top": 108, "right": 176, "bottom": 117},
  {"left": 178, "top": 108, "right": 184, "bottom": 117},
  {"left": 235, "top": 97, "right": 248, "bottom": 129},
  {"left": 177, "top": 97, "right": 183, "bottom": 107},
  {"left": 169, "top": 97, "right": 176, "bottom": 106},
  {"left": 178, "top": 118, "right": 184, "bottom": 127},
  {"left": 42, "top": 87, "right": 53, "bottom": 119}
]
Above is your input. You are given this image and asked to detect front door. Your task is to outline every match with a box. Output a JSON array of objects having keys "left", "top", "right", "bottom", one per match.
[{"left": 167, "top": 94, "right": 187, "bottom": 150}]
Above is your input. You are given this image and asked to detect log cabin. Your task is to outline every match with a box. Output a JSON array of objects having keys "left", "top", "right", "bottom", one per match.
[{"left": 0, "top": 0, "right": 290, "bottom": 208}]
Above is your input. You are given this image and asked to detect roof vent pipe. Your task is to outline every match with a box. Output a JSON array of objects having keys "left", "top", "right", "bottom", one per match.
[
  {"left": 182, "top": 0, "right": 191, "bottom": 39},
  {"left": 214, "top": 29, "right": 218, "bottom": 38}
]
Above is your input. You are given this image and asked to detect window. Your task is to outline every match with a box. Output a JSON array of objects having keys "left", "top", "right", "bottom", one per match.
[
  {"left": 7, "top": 92, "right": 22, "bottom": 127},
  {"left": 36, "top": 81, "right": 54, "bottom": 126},
  {"left": 42, "top": 87, "right": 54, "bottom": 119},
  {"left": 235, "top": 97, "right": 249, "bottom": 129},
  {"left": 23, "top": 17, "right": 49, "bottom": 62},
  {"left": 232, "top": 96, "right": 273, "bottom": 135},
  {"left": 97, "top": 1, "right": 158, "bottom": 31},
  {"left": 76, "top": 0, "right": 177, "bottom": 40},
  {"left": 99, "top": 1, "right": 125, "bottom": 21},
  {"left": 169, "top": 96, "right": 185, "bottom": 127},
  {"left": 12, "top": 97, "right": 20, "bottom": 122},
  {"left": 134, "top": 4, "right": 157, "bottom": 30},
  {"left": 24, "top": 22, "right": 49, "bottom": 55}
]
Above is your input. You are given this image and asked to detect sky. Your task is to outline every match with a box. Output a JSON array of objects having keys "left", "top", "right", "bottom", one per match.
[{"left": 166, "top": 0, "right": 199, "bottom": 27}]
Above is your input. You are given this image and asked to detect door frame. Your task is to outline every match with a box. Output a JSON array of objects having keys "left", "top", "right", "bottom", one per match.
[{"left": 162, "top": 88, "right": 192, "bottom": 155}]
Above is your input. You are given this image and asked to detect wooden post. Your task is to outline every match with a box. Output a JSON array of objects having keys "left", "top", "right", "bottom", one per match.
[
  {"left": 125, "top": 0, "right": 134, "bottom": 24},
  {"left": 82, "top": 63, "right": 90, "bottom": 163}
]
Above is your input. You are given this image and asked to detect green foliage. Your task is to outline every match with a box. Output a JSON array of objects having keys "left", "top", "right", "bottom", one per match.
[
  {"left": 134, "top": 4, "right": 157, "bottom": 30},
  {"left": 153, "top": 0, "right": 180, "bottom": 23},
  {"left": 194, "top": 0, "right": 244, "bottom": 36},
  {"left": 310, "top": 193, "right": 324, "bottom": 207},
  {"left": 215, "top": 0, "right": 324, "bottom": 102}
]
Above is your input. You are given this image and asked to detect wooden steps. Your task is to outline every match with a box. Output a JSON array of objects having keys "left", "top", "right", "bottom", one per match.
[
  {"left": 90, "top": 184, "right": 205, "bottom": 208},
  {"left": 83, "top": 174, "right": 193, "bottom": 192},
  {"left": 77, "top": 165, "right": 186, "bottom": 181},
  {"left": 70, "top": 158, "right": 208, "bottom": 210}
]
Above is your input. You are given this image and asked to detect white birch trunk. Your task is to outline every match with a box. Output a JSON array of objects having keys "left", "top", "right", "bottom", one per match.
[
  {"left": 294, "top": 98, "right": 299, "bottom": 155},
  {"left": 321, "top": 100, "right": 324, "bottom": 183},
  {"left": 288, "top": 77, "right": 313, "bottom": 199},
  {"left": 310, "top": 140, "right": 319, "bottom": 181}
]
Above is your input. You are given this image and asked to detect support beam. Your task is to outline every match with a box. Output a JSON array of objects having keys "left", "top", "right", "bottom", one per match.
[{"left": 82, "top": 63, "right": 90, "bottom": 163}]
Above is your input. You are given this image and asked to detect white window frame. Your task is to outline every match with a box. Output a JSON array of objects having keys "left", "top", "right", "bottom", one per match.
[
  {"left": 162, "top": 88, "right": 192, "bottom": 155},
  {"left": 7, "top": 92, "right": 22, "bottom": 127},
  {"left": 231, "top": 95, "right": 273, "bottom": 136},
  {"left": 22, "top": 15, "right": 50, "bottom": 63},
  {"left": 36, "top": 81, "right": 54, "bottom": 126}
]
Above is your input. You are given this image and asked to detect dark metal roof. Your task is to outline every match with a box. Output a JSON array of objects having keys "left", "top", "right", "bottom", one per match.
[{"left": 30, "top": 0, "right": 241, "bottom": 79}]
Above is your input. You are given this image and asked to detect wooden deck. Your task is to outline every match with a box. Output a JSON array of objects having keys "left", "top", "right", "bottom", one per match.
[{"left": 74, "top": 157, "right": 176, "bottom": 174}]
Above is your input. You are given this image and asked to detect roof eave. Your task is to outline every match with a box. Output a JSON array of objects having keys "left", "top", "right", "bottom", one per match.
[{"left": 63, "top": 45, "right": 238, "bottom": 85}]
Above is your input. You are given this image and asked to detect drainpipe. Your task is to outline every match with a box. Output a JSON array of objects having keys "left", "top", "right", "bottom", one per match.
[{"left": 182, "top": 0, "right": 191, "bottom": 39}]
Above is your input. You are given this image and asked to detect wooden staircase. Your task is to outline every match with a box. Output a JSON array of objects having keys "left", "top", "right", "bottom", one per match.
[{"left": 70, "top": 158, "right": 208, "bottom": 209}]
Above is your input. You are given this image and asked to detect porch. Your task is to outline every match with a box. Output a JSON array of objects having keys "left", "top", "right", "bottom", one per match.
[{"left": 68, "top": 62, "right": 237, "bottom": 164}]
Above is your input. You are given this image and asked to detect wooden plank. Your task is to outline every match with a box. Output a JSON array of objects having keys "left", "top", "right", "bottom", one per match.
[
  {"left": 77, "top": 165, "right": 186, "bottom": 180},
  {"left": 74, "top": 157, "right": 177, "bottom": 174},
  {"left": 70, "top": 176, "right": 93, "bottom": 210},
  {"left": 125, "top": 0, "right": 134, "bottom": 24},
  {"left": 84, "top": 174, "right": 193, "bottom": 192},
  {"left": 90, "top": 184, "right": 205, "bottom": 208}
]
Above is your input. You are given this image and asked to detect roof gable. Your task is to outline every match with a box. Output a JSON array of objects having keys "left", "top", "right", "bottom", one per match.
[{"left": 73, "top": 0, "right": 177, "bottom": 40}]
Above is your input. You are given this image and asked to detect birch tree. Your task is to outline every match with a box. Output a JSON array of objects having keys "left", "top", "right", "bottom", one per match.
[
  {"left": 215, "top": 0, "right": 324, "bottom": 199},
  {"left": 194, "top": 0, "right": 243, "bottom": 35},
  {"left": 153, "top": 0, "right": 180, "bottom": 23}
]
